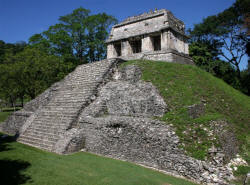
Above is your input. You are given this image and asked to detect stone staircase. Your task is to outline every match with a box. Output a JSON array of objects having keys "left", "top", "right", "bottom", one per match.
[{"left": 18, "top": 59, "right": 116, "bottom": 152}]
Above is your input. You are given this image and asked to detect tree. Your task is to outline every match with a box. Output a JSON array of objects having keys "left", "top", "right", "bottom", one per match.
[
  {"left": 14, "top": 47, "right": 66, "bottom": 99},
  {"left": 0, "top": 64, "right": 19, "bottom": 107},
  {"left": 0, "top": 47, "right": 68, "bottom": 104},
  {"left": 85, "top": 13, "right": 117, "bottom": 62},
  {"left": 0, "top": 40, "right": 27, "bottom": 64},
  {"left": 189, "top": 0, "right": 249, "bottom": 80},
  {"left": 29, "top": 7, "right": 117, "bottom": 63},
  {"left": 0, "top": 40, "right": 5, "bottom": 64},
  {"left": 189, "top": 41, "right": 239, "bottom": 88}
]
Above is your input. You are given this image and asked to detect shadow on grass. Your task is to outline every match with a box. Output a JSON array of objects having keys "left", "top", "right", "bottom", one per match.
[
  {"left": 0, "top": 159, "right": 32, "bottom": 185},
  {"left": 0, "top": 134, "right": 16, "bottom": 152},
  {"left": 0, "top": 134, "right": 32, "bottom": 185}
]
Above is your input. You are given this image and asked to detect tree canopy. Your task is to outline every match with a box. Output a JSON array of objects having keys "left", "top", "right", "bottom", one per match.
[
  {"left": 0, "top": 7, "right": 117, "bottom": 107},
  {"left": 29, "top": 7, "right": 117, "bottom": 63},
  {"left": 189, "top": 0, "right": 250, "bottom": 95}
]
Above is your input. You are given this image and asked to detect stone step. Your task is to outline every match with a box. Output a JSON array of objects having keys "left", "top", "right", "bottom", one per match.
[
  {"left": 65, "top": 74, "right": 104, "bottom": 78},
  {"left": 56, "top": 90, "right": 94, "bottom": 94},
  {"left": 20, "top": 133, "right": 57, "bottom": 144},
  {"left": 44, "top": 107, "right": 80, "bottom": 112},
  {"left": 44, "top": 105, "right": 81, "bottom": 109},
  {"left": 64, "top": 75, "right": 103, "bottom": 79},
  {"left": 28, "top": 124, "right": 69, "bottom": 131},
  {"left": 61, "top": 85, "right": 97, "bottom": 90},
  {"left": 40, "top": 110, "right": 78, "bottom": 115},
  {"left": 56, "top": 91, "right": 95, "bottom": 96},
  {"left": 73, "top": 67, "right": 107, "bottom": 72},
  {"left": 64, "top": 77, "right": 103, "bottom": 81},
  {"left": 51, "top": 99, "right": 87, "bottom": 103},
  {"left": 18, "top": 59, "right": 115, "bottom": 152},
  {"left": 53, "top": 96, "right": 89, "bottom": 101},
  {"left": 73, "top": 67, "right": 108, "bottom": 72},
  {"left": 33, "top": 117, "right": 73, "bottom": 123},
  {"left": 38, "top": 112, "right": 76, "bottom": 117},
  {"left": 29, "top": 123, "right": 68, "bottom": 131},
  {"left": 33, "top": 118, "right": 73, "bottom": 123},
  {"left": 24, "top": 129, "right": 63, "bottom": 139},
  {"left": 53, "top": 93, "right": 90, "bottom": 98},
  {"left": 30, "top": 119, "right": 70, "bottom": 125},
  {"left": 70, "top": 73, "right": 104, "bottom": 77},
  {"left": 59, "top": 84, "right": 98, "bottom": 89},
  {"left": 32, "top": 116, "right": 70, "bottom": 121},
  {"left": 46, "top": 102, "right": 83, "bottom": 107},
  {"left": 50, "top": 100, "right": 88, "bottom": 104},
  {"left": 62, "top": 84, "right": 97, "bottom": 88},
  {"left": 18, "top": 137, "right": 53, "bottom": 151},
  {"left": 58, "top": 88, "right": 96, "bottom": 93}
]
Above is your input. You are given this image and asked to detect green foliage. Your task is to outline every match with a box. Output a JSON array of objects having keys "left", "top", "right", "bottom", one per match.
[
  {"left": 0, "top": 112, "right": 12, "bottom": 123},
  {"left": 241, "top": 67, "right": 250, "bottom": 95},
  {"left": 122, "top": 60, "right": 250, "bottom": 161},
  {"left": 189, "top": 42, "right": 241, "bottom": 91},
  {"left": 0, "top": 7, "right": 117, "bottom": 107},
  {"left": 188, "top": 0, "right": 250, "bottom": 95},
  {"left": 0, "top": 40, "right": 27, "bottom": 64},
  {"left": 233, "top": 165, "right": 250, "bottom": 176},
  {"left": 0, "top": 135, "right": 197, "bottom": 185},
  {"left": 29, "top": 7, "right": 117, "bottom": 63},
  {"left": 0, "top": 47, "right": 75, "bottom": 104}
]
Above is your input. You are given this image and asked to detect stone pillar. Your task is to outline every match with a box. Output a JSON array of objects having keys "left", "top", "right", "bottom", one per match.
[
  {"left": 142, "top": 36, "right": 153, "bottom": 52},
  {"left": 175, "top": 34, "right": 184, "bottom": 53},
  {"left": 107, "top": 43, "right": 117, "bottom": 58},
  {"left": 121, "top": 40, "right": 133, "bottom": 56},
  {"left": 169, "top": 31, "right": 177, "bottom": 51},
  {"left": 161, "top": 31, "right": 169, "bottom": 51},
  {"left": 181, "top": 36, "right": 185, "bottom": 54},
  {"left": 184, "top": 42, "right": 189, "bottom": 54}
]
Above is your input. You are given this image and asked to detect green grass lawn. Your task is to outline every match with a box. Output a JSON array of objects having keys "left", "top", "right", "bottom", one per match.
[
  {"left": 0, "top": 111, "right": 12, "bottom": 123},
  {"left": 0, "top": 134, "right": 197, "bottom": 185}
]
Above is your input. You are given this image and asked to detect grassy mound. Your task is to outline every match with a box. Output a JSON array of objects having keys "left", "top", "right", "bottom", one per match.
[
  {"left": 121, "top": 60, "right": 250, "bottom": 162},
  {"left": 0, "top": 134, "right": 197, "bottom": 185}
]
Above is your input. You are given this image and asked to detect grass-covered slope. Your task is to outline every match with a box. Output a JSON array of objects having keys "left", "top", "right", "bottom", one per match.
[
  {"left": 0, "top": 112, "right": 12, "bottom": 123},
  {"left": 121, "top": 60, "right": 250, "bottom": 162},
  {"left": 0, "top": 134, "right": 197, "bottom": 185}
]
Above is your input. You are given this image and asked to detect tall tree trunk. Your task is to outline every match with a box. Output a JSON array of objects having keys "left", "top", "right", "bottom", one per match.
[
  {"left": 236, "top": 64, "right": 242, "bottom": 81},
  {"left": 21, "top": 96, "right": 24, "bottom": 107},
  {"left": 79, "top": 55, "right": 83, "bottom": 63}
]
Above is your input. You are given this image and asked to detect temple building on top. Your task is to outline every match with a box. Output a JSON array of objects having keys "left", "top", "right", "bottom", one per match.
[{"left": 106, "top": 9, "right": 193, "bottom": 64}]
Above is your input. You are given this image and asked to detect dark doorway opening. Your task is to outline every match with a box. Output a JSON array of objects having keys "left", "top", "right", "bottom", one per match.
[
  {"left": 152, "top": 35, "right": 161, "bottom": 51},
  {"left": 114, "top": 42, "right": 121, "bottom": 56},
  {"left": 130, "top": 39, "right": 142, "bottom": 53}
]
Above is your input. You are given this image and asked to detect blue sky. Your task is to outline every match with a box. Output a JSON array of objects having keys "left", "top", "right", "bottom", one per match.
[{"left": 1, "top": 0, "right": 247, "bottom": 69}]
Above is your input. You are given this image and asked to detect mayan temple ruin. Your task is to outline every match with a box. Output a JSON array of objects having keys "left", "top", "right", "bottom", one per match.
[
  {"left": 106, "top": 9, "right": 193, "bottom": 64},
  {"left": 1, "top": 9, "right": 237, "bottom": 185}
]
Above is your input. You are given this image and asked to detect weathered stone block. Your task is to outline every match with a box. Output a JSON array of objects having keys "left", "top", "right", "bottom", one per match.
[{"left": 187, "top": 103, "right": 205, "bottom": 119}]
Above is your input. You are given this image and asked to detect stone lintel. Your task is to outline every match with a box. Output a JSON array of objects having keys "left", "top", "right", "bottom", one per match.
[
  {"left": 116, "top": 49, "right": 194, "bottom": 65},
  {"left": 106, "top": 27, "right": 189, "bottom": 44}
]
